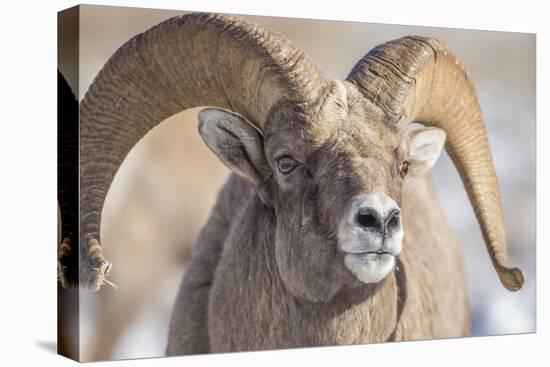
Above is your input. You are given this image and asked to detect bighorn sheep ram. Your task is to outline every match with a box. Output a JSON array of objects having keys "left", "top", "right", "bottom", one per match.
[{"left": 58, "top": 12, "right": 525, "bottom": 354}]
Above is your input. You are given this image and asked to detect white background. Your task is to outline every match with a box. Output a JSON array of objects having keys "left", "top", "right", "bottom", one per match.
[{"left": 0, "top": 0, "right": 546, "bottom": 366}]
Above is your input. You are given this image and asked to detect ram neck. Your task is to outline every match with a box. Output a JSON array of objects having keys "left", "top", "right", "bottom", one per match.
[{"left": 208, "top": 187, "right": 399, "bottom": 351}]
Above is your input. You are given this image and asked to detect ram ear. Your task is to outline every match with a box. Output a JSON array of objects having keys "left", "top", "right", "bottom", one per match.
[
  {"left": 198, "top": 108, "right": 272, "bottom": 199},
  {"left": 406, "top": 127, "right": 446, "bottom": 179}
]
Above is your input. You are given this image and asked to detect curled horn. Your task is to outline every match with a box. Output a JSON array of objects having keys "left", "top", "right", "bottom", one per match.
[
  {"left": 78, "top": 13, "right": 330, "bottom": 291},
  {"left": 347, "top": 36, "right": 524, "bottom": 291}
]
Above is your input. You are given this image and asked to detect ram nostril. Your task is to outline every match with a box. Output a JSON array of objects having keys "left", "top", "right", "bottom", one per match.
[
  {"left": 385, "top": 210, "right": 400, "bottom": 231},
  {"left": 356, "top": 209, "right": 382, "bottom": 230}
]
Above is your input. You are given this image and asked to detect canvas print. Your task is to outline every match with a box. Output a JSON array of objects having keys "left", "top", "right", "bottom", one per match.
[{"left": 57, "top": 4, "right": 535, "bottom": 362}]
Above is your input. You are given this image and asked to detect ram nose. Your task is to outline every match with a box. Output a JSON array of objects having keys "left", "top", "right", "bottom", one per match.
[
  {"left": 338, "top": 192, "right": 404, "bottom": 255},
  {"left": 356, "top": 206, "right": 401, "bottom": 237}
]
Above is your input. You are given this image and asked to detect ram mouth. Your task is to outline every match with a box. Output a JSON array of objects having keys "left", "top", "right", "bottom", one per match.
[
  {"left": 342, "top": 248, "right": 396, "bottom": 256},
  {"left": 366, "top": 250, "right": 392, "bottom": 256}
]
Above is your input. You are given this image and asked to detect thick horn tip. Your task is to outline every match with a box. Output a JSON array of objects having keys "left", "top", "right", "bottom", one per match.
[
  {"left": 497, "top": 266, "right": 525, "bottom": 292},
  {"left": 58, "top": 237, "right": 77, "bottom": 289},
  {"left": 80, "top": 238, "right": 117, "bottom": 292}
]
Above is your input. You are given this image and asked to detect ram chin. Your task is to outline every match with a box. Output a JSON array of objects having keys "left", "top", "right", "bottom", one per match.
[{"left": 344, "top": 252, "right": 396, "bottom": 284}]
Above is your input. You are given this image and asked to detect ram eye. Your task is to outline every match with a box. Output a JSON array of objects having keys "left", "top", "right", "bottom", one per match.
[
  {"left": 398, "top": 161, "right": 409, "bottom": 178},
  {"left": 276, "top": 155, "right": 298, "bottom": 174}
]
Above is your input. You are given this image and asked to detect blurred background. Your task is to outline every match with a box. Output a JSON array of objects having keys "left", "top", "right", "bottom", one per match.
[{"left": 58, "top": 4, "right": 536, "bottom": 362}]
